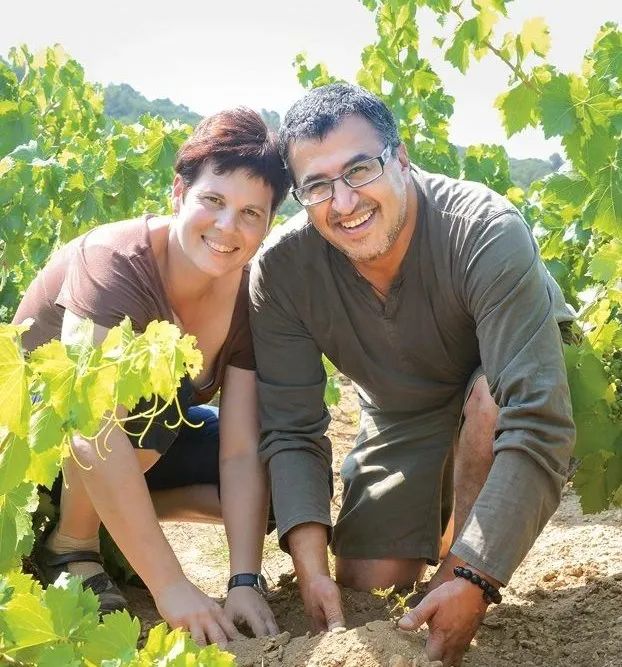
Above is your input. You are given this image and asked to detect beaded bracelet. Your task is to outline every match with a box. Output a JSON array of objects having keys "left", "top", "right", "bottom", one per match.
[{"left": 453, "top": 566, "right": 503, "bottom": 604}]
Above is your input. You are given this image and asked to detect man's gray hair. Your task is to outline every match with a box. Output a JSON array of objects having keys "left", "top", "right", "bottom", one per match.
[{"left": 278, "top": 83, "right": 401, "bottom": 175}]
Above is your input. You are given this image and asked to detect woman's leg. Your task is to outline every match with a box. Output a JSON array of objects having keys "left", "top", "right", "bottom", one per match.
[{"left": 146, "top": 405, "right": 223, "bottom": 523}]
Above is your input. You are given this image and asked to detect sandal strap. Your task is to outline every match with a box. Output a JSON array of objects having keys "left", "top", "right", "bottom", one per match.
[
  {"left": 82, "top": 571, "right": 124, "bottom": 597},
  {"left": 45, "top": 550, "right": 103, "bottom": 568}
]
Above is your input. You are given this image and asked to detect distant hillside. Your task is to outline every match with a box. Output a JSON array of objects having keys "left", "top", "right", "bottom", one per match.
[
  {"left": 103, "top": 83, "right": 558, "bottom": 189},
  {"left": 104, "top": 83, "right": 202, "bottom": 125}
]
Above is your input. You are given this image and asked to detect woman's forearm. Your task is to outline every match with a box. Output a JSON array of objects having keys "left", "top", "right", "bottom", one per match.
[{"left": 219, "top": 454, "right": 269, "bottom": 576}]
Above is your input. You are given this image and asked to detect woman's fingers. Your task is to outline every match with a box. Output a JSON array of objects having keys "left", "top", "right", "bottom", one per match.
[{"left": 189, "top": 621, "right": 208, "bottom": 647}]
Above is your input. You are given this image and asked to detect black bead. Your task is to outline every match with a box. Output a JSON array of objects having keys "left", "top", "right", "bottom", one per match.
[
  {"left": 478, "top": 579, "right": 488, "bottom": 591},
  {"left": 471, "top": 574, "right": 481, "bottom": 585},
  {"left": 464, "top": 568, "right": 472, "bottom": 579}
]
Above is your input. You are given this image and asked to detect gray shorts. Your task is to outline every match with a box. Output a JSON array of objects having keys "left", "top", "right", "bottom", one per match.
[{"left": 331, "top": 367, "right": 485, "bottom": 562}]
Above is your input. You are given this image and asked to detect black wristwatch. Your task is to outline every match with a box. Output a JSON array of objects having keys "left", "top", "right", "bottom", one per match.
[{"left": 227, "top": 573, "right": 268, "bottom": 596}]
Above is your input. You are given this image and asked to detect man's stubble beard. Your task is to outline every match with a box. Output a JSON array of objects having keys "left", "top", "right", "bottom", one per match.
[{"left": 340, "top": 187, "right": 409, "bottom": 264}]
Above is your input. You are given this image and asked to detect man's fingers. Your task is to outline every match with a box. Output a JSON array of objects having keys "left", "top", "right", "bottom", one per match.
[
  {"left": 323, "top": 598, "right": 345, "bottom": 631},
  {"left": 397, "top": 596, "right": 438, "bottom": 631},
  {"left": 425, "top": 628, "right": 446, "bottom": 662}
]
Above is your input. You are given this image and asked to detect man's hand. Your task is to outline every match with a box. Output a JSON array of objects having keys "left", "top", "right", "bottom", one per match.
[
  {"left": 286, "top": 523, "right": 346, "bottom": 632},
  {"left": 224, "top": 586, "right": 279, "bottom": 637},
  {"left": 300, "top": 573, "right": 345, "bottom": 632},
  {"left": 397, "top": 577, "right": 488, "bottom": 666},
  {"left": 154, "top": 578, "right": 242, "bottom": 648}
]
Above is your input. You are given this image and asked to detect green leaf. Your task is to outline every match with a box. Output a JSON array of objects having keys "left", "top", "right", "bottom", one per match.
[
  {"left": 0, "top": 502, "right": 18, "bottom": 572},
  {"left": 495, "top": 82, "right": 539, "bottom": 136},
  {"left": 445, "top": 19, "right": 477, "bottom": 74},
  {"left": 30, "top": 340, "right": 77, "bottom": 421},
  {"left": 574, "top": 451, "right": 622, "bottom": 513},
  {"left": 588, "top": 178, "right": 622, "bottom": 238},
  {"left": 566, "top": 349, "right": 610, "bottom": 412},
  {"left": 2, "top": 591, "right": 57, "bottom": 649},
  {"left": 29, "top": 404, "right": 65, "bottom": 454},
  {"left": 44, "top": 573, "right": 99, "bottom": 641},
  {"left": 38, "top": 644, "right": 82, "bottom": 667},
  {"left": 136, "top": 624, "right": 235, "bottom": 665},
  {"left": 589, "top": 240, "right": 622, "bottom": 283},
  {"left": 0, "top": 329, "right": 30, "bottom": 437},
  {"left": 574, "top": 401, "right": 620, "bottom": 457},
  {"left": 0, "top": 433, "right": 30, "bottom": 495},
  {"left": 5, "top": 482, "right": 38, "bottom": 557},
  {"left": 539, "top": 74, "right": 577, "bottom": 138},
  {"left": 81, "top": 610, "right": 140, "bottom": 665},
  {"left": 519, "top": 17, "right": 551, "bottom": 58},
  {"left": 541, "top": 174, "right": 591, "bottom": 208}
]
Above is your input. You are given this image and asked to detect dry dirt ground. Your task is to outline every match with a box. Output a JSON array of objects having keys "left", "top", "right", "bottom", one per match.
[{"left": 125, "top": 382, "right": 622, "bottom": 666}]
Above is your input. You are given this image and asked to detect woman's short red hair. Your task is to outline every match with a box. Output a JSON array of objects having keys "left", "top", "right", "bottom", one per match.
[{"left": 175, "top": 107, "right": 290, "bottom": 214}]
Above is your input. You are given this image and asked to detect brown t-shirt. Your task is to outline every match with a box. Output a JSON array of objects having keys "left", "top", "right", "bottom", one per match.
[{"left": 13, "top": 216, "right": 255, "bottom": 404}]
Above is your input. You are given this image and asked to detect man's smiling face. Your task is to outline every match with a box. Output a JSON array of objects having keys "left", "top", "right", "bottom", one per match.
[{"left": 288, "top": 114, "right": 414, "bottom": 266}]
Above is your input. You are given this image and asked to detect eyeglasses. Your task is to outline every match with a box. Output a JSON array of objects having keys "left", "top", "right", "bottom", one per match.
[{"left": 292, "top": 144, "right": 393, "bottom": 207}]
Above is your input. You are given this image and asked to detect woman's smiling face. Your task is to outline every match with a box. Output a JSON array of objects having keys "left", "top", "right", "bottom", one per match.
[{"left": 171, "top": 162, "right": 273, "bottom": 278}]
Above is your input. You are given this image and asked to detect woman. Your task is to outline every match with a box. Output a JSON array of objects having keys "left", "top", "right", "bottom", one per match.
[{"left": 13, "top": 108, "right": 290, "bottom": 647}]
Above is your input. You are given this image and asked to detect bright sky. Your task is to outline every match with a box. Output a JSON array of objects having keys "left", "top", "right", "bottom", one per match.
[{"left": 2, "top": 1, "right": 619, "bottom": 159}]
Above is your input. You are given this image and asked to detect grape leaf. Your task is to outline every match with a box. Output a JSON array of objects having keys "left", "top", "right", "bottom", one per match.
[
  {"left": 44, "top": 573, "right": 99, "bottom": 642},
  {"left": 589, "top": 240, "right": 622, "bottom": 282},
  {"left": 80, "top": 610, "right": 140, "bottom": 665},
  {"left": 565, "top": 349, "right": 609, "bottom": 412},
  {"left": 539, "top": 74, "right": 577, "bottom": 138},
  {"left": 519, "top": 17, "right": 551, "bottom": 58},
  {"left": 0, "top": 503, "right": 18, "bottom": 573},
  {"left": 2, "top": 591, "right": 57, "bottom": 649},
  {"left": 29, "top": 340, "right": 77, "bottom": 421},
  {"left": 0, "top": 330, "right": 30, "bottom": 437},
  {"left": 494, "top": 82, "right": 539, "bottom": 136},
  {"left": 445, "top": 19, "right": 478, "bottom": 73},
  {"left": 0, "top": 433, "right": 30, "bottom": 495},
  {"left": 136, "top": 624, "right": 235, "bottom": 666},
  {"left": 574, "top": 401, "right": 619, "bottom": 458},
  {"left": 38, "top": 644, "right": 82, "bottom": 667},
  {"left": 574, "top": 451, "right": 622, "bottom": 513}
]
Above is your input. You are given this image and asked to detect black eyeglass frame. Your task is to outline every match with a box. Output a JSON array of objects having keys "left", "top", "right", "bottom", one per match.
[{"left": 291, "top": 143, "right": 394, "bottom": 207}]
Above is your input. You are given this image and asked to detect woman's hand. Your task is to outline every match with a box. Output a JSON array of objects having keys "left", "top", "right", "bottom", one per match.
[
  {"left": 155, "top": 578, "right": 242, "bottom": 648},
  {"left": 224, "top": 586, "right": 279, "bottom": 637}
]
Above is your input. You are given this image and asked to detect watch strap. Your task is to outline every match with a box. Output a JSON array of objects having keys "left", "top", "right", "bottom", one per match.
[{"left": 227, "top": 573, "right": 267, "bottom": 595}]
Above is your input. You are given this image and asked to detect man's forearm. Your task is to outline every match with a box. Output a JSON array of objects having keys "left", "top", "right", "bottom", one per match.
[
  {"left": 287, "top": 522, "right": 331, "bottom": 583},
  {"left": 451, "top": 449, "right": 562, "bottom": 585}
]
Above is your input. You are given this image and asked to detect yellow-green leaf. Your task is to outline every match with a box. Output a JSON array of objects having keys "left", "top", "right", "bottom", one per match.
[
  {"left": 519, "top": 17, "right": 551, "bottom": 58},
  {"left": 0, "top": 330, "right": 30, "bottom": 437}
]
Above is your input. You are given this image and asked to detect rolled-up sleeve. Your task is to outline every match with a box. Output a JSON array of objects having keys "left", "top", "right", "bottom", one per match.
[
  {"left": 451, "top": 211, "right": 575, "bottom": 584},
  {"left": 249, "top": 256, "right": 333, "bottom": 550}
]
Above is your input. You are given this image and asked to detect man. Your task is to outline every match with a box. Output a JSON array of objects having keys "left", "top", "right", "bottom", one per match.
[{"left": 249, "top": 83, "right": 575, "bottom": 666}]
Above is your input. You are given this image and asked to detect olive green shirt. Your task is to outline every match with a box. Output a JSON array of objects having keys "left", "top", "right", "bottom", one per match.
[{"left": 249, "top": 167, "right": 575, "bottom": 585}]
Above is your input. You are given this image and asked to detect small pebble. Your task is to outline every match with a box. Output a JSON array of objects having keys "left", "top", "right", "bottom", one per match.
[
  {"left": 331, "top": 626, "right": 347, "bottom": 634},
  {"left": 388, "top": 655, "right": 409, "bottom": 667}
]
